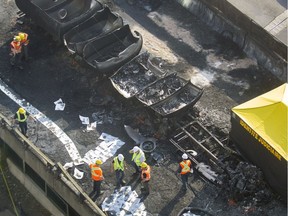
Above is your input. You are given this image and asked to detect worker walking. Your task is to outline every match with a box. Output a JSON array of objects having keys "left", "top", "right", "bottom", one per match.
[
  {"left": 89, "top": 159, "right": 104, "bottom": 201},
  {"left": 13, "top": 107, "right": 32, "bottom": 137},
  {"left": 111, "top": 154, "right": 126, "bottom": 189},
  {"left": 18, "top": 32, "right": 29, "bottom": 61},
  {"left": 177, "top": 153, "right": 193, "bottom": 191},
  {"left": 140, "top": 162, "right": 151, "bottom": 196},
  {"left": 129, "top": 146, "right": 146, "bottom": 175},
  {"left": 10, "top": 35, "right": 23, "bottom": 69}
]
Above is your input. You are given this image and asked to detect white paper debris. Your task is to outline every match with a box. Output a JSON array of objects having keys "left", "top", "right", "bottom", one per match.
[
  {"left": 101, "top": 186, "right": 147, "bottom": 215},
  {"left": 73, "top": 158, "right": 84, "bottom": 166},
  {"left": 73, "top": 168, "right": 84, "bottom": 179},
  {"left": 0, "top": 80, "right": 82, "bottom": 164},
  {"left": 54, "top": 98, "right": 65, "bottom": 111},
  {"left": 99, "top": 133, "right": 118, "bottom": 141},
  {"left": 87, "top": 122, "right": 97, "bottom": 131},
  {"left": 83, "top": 133, "right": 125, "bottom": 165},
  {"left": 79, "top": 115, "right": 89, "bottom": 125},
  {"left": 63, "top": 162, "right": 74, "bottom": 170}
]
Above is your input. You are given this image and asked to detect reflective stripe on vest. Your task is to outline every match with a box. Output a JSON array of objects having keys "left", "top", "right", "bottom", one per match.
[
  {"left": 180, "top": 160, "right": 191, "bottom": 174},
  {"left": 16, "top": 111, "right": 27, "bottom": 122},
  {"left": 90, "top": 164, "right": 103, "bottom": 181},
  {"left": 113, "top": 157, "right": 124, "bottom": 171},
  {"left": 141, "top": 165, "right": 151, "bottom": 181},
  {"left": 10, "top": 41, "right": 22, "bottom": 53},
  {"left": 132, "top": 152, "right": 144, "bottom": 166}
]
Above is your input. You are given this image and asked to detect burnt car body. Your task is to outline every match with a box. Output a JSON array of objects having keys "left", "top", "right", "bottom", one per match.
[
  {"left": 136, "top": 73, "right": 188, "bottom": 106},
  {"left": 63, "top": 7, "right": 123, "bottom": 56},
  {"left": 110, "top": 53, "right": 167, "bottom": 98},
  {"left": 83, "top": 25, "right": 143, "bottom": 73},
  {"left": 149, "top": 81, "right": 203, "bottom": 117},
  {"left": 15, "top": 0, "right": 103, "bottom": 40}
]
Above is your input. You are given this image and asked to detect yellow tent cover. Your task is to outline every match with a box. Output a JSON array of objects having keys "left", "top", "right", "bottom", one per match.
[{"left": 232, "top": 83, "right": 288, "bottom": 160}]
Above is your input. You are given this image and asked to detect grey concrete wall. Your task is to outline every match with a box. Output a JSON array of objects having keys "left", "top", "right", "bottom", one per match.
[
  {"left": 0, "top": 114, "right": 105, "bottom": 216},
  {"left": 175, "top": 0, "right": 287, "bottom": 82},
  {"left": 6, "top": 158, "right": 65, "bottom": 216}
]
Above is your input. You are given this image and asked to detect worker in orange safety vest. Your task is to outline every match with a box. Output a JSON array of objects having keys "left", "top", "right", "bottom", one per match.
[
  {"left": 18, "top": 32, "right": 29, "bottom": 61},
  {"left": 140, "top": 162, "right": 151, "bottom": 196},
  {"left": 10, "top": 35, "right": 23, "bottom": 69},
  {"left": 89, "top": 159, "right": 104, "bottom": 201},
  {"left": 177, "top": 153, "right": 193, "bottom": 191}
]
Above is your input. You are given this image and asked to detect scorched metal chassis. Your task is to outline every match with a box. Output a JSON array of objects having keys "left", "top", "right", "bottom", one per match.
[{"left": 169, "top": 116, "right": 240, "bottom": 186}]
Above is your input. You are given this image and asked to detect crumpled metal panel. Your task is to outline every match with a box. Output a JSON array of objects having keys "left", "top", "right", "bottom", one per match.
[{"left": 83, "top": 25, "right": 143, "bottom": 74}]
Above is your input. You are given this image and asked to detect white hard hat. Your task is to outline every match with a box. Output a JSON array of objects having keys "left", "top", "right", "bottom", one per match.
[
  {"left": 131, "top": 146, "right": 140, "bottom": 153},
  {"left": 182, "top": 153, "right": 188, "bottom": 160},
  {"left": 118, "top": 154, "right": 124, "bottom": 161}
]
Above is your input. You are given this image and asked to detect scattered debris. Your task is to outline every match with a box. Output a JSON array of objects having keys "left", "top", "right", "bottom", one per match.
[
  {"left": 79, "top": 115, "right": 89, "bottom": 125},
  {"left": 86, "top": 122, "right": 97, "bottom": 131},
  {"left": 83, "top": 133, "right": 125, "bottom": 165},
  {"left": 102, "top": 186, "right": 147, "bottom": 215},
  {"left": 73, "top": 168, "right": 84, "bottom": 179},
  {"left": 54, "top": 98, "right": 65, "bottom": 111}
]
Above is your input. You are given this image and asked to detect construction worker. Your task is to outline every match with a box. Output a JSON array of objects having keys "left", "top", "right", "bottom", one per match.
[
  {"left": 140, "top": 162, "right": 151, "bottom": 195},
  {"left": 13, "top": 107, "right": 32, "bottom": 137},
  {"left": 129, "top": 146, "right": 146, "bottom": 175},
  {"left": 18, "top": 32, "right": 29, "bottom": 61},
  {"left": 10, "top": 35, "right": 23, "bottom": 69},
  {"left": 111, "top": 154, "right": 126, "bottom": 189},
  {"left": 89, "top": 159, "right": 104, "bottom": 201},
  {"left": 177, "top": 153, "right": 193, "bottom": 191}
]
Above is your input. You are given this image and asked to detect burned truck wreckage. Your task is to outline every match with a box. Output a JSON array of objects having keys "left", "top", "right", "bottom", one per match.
[{"left": 11, "top": 0, "right": 287, "bottom": 214}]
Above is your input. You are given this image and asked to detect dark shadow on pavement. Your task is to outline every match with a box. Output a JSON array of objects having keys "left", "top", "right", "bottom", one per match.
[
  {"left": 158, "top": 189, "right": 187, "bottom": 216},
  {"left": 127, "top": 173, "right": 141, "bottom": 191}
]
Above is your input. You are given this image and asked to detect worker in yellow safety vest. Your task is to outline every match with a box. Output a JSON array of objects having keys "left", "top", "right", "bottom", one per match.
[
  {"left": 89, "top": 159, "right": 104, "bottom": 201},
  {"left": 18, "top": 32, "right": 29, "bottom": 61},
  {"left": 129, "top": 146, "right": 146, "bottom": 175},
  {"left": 177, "top": 153, "right": 193, "bottom": 191},
  {"left": 111, "top": 154, "right": 126, "bottom": 189},
  {"left": 13, "top": 107, "right": 33, "bottom": 137},
  {"left": 140, "top": 162, "right": 151, "bottom": 196}
]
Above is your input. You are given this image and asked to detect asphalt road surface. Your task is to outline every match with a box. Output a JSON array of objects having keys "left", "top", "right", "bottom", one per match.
[{"left": 0, "top": 0, "right": 286, "bottom": 215}]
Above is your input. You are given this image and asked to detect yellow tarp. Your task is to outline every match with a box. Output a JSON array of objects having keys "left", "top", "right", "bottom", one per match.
[{"left": 232, "top": 83, "right": 288, "bottom": 160}]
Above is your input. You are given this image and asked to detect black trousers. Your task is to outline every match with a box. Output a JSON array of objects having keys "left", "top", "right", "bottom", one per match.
[
  {"left": 181, "top": 173, "right": 189, "bottom": 189},
  {"left": 89, "top": 180, "right": 102, "bottom": 200},
  {"left": 142, "top": 180, "right": 150, "bottom": 194},
  {"left": 115, "top": 170, "right": 124, "bottom": 188},
  {"left": 19, "top": 121, "right": 28, "bottom": 136}
]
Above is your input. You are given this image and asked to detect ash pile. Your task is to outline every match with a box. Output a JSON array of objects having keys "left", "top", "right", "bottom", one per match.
[{"left": 220, "top": 161, "right": 276, "bottom": 207}]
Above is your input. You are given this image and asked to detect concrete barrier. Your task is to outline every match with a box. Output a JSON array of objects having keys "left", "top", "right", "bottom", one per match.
[{"left": 0, "top": 113, "right": 106, "bottom": 216}]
